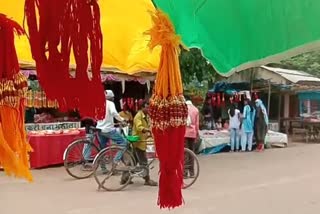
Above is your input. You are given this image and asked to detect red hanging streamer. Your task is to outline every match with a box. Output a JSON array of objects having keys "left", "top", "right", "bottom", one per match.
[
  {"left": 217, "top": 93, "right": 221, "bottom": 107},
  {"left": 146, "top": 10, "right": 188, "bottom": 209},
  {"left": 152, "top": 126, "right": 185, "bottom": 208},
  {"left": 24, "top": 0, "right": 105, "bottom": 119}
]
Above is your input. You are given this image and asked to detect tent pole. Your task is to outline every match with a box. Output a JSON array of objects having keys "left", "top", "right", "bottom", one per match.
[
  {"left": 268, "top": 80, "right": 271, "bottom": 115},
  {"left": 250, "top": 68, "right": 254, "bottom": 92},
  {"left": 278, "top": 93, "right": 282, "bottom": 131}
]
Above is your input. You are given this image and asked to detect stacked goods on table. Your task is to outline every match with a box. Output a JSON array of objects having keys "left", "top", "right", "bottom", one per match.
[
  {"left": 25, "top": 90, "right": 59, "bottom": 108},
  {"left": 28, "top": 128, "right": 81, "bottom": 136}
]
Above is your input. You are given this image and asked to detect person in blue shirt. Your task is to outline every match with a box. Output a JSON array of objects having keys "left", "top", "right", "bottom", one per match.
[{"left": 241, "top": 98, "right": 256, "bottom": 151}]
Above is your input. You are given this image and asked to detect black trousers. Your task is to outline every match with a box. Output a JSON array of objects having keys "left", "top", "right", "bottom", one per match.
[
  {"left": 184, "top": 138, "right": 195, "bottom": 176},
  {"left": 121, "top": 147, "right": 150, "bottom": 182},
  {"left": 134, "top": 148, "right": 150, "bottom": 181}
]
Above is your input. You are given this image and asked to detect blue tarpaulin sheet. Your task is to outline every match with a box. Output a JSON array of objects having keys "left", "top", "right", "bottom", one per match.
[
  {"left": 209, "top": 82, "right": 250, "bottom": 94},
  {"left": 298, "top": 91, "right": 320, "bottom": 101}
]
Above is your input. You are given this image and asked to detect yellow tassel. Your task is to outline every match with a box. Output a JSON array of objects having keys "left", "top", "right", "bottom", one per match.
[
  {"left": 0, "top": 103, "right": 33, "bottom": 182},
  {"left": 145, "top": 10, "right": 188, "bottom": 130},
  {"left": 146, "top": 10, "right": 183, "bottom": 98}
]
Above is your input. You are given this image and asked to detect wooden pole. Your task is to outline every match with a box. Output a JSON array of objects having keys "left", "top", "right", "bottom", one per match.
[
  {"left": 267, "top": 80, "right": 271, "bottom": 115},
  {"left": 278, "top": 93, "right": 282, "bottom": 132}
]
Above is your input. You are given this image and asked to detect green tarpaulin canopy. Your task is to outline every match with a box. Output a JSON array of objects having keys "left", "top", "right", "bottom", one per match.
[{"left": 152, "top": 0, "right": 320, "bottom": 76}]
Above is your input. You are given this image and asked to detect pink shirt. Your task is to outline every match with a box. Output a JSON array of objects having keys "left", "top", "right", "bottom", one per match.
[{"left": 185, "top": 101, "right": 199, "bottom": 139}]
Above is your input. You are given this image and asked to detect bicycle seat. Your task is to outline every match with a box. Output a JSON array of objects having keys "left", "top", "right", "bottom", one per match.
[{"left": 126, "top": 135, "right": 140, "bottom": 143}]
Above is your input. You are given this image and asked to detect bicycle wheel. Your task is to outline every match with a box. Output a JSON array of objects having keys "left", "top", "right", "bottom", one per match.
[
  {"left": 183, "top": 148, "right": 200, "bottom": 189},
  {"left": 93, "top": 146, "right": 135, "bottom": 191},
  {"left": 63, "top": 139, "right": 100, "bottom": 179}
]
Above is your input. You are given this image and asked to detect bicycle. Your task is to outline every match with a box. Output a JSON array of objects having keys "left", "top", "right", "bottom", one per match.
[
  {"left": 63, "top": 126, "right": 102, "bottom": 179},
  {"left": 93, "top": 126, "right": 200, "bottom": 191},
  {"left": 63, "top": 122, "right": 129, "bottom": 179}
]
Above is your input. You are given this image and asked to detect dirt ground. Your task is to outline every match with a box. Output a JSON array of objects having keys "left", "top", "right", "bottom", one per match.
[{"left": 1, "top": 142, "right": 320, "bottom": 214}]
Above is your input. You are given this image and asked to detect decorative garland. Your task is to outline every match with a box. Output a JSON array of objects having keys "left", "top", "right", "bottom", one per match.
[
  {"left": 146, "top": 10, "right": 188, "bottom": 209},
  {"left": 0, "top": 14, "right": 32, "bottom": 181}
]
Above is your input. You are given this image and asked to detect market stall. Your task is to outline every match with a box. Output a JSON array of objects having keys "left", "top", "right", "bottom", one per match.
[
  {"left": 28, "top": 128, "right": 85, "bottom": 169},
  {"left": 198, "top": 129, "right": 288, "bottom": 154},
  {"left": 20, "top": 72, "right": 84, "bottom": 168},
  {"left": 199, "top": 81, "right": 289, "bottom": 154}
]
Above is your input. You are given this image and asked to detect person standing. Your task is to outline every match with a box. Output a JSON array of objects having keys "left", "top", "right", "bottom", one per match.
[
  {"left": 119, "top": 103, "right": 133, "bottom": 125},
  {"left": 202, "top": 96, "right": 214, "bottom": 130},
  {"left": 228, "top": 104, "right": 241, "bottom": 152},
  {"left": 184, "top": 96, "right": 199, "bottom": 178},
  {"left": 130, "top": 101, "right": 158, "bottom": 186},
  {"left": 241, "top": 99, "right": 255, "bottom": 151},
  {"left": 254, "top": 99, "right": 269, "bottom": 152}
]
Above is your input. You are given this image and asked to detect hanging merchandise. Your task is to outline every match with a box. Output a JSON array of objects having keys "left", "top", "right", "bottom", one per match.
[
  {"left": 221, "top": 93, "right": 225, "bottom": 107},
  {"left": 234, "top": 93, "right": 240, "bottom": 103},
  {"left": 211, "top": 94, "right": 216, "bottom": 107},
  {"left": 230, "top": 96, "right": 234, "bottom": 104},
  {"left": 24, "top": 0, "right": 105, "bottom": 119},
  {"left": 138, "top": 99, "right": 144, "bottom": 108},
  {"left": 147, "top": 10, "right": 188, "bottom": 209},
  {"left": 135, "top": 99, "right": 138, "bottom": 112},
  {"left": 217, "top": 93, "right": 221, "bottom": 107},
  {"left": 0, "top": 14, "right": 32, "bottom": 181},
  {"left": 24, "top": 90, "right": 59, "bottom": 109}
]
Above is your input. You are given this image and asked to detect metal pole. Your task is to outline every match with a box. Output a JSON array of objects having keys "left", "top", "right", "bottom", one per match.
[{"left": 268, "top": 80, "right": 271, "bottom": 115}]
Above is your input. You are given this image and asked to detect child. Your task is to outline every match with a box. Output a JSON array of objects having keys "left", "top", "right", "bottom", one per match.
[
  {"left": 228, "top": 105, "right": 241, "bottom": 152},
  {"left": 215, "top": 118, "right": 223, "bottom": 130}
]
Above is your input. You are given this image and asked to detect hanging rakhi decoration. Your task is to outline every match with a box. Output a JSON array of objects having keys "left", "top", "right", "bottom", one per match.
[
  {"left": 24, "top": 0, "right": 105, "bottom": 119},
  {"left": 146, "top": 10, "right": 188, "bottom": 209},
  {"left": 221, "top": 93, "right": 225, "bottom": 107},
  {"left": 217, "top": 93, "right": 221, "bottom": 107},
  {"left": 0, "top": 14, "right": 32, "bottom": 181},
  {"left": 230, "top": 96, "right": 234, "bottom": 104},
  {"left": 211, "top": 94, "right": 216, "bottom": 107}
]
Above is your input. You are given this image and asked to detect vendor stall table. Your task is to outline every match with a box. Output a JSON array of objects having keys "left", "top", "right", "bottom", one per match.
[
  {"left": 199, "top": 130, "right": 288, "bottom": 154},
  {"left": 28, "top": 131, "right": 85, "bottom": 169}
]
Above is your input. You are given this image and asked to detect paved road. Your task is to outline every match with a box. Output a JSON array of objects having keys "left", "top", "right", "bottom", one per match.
[{"left": 1, "top": 143, "right": 320, "bottom": 214}]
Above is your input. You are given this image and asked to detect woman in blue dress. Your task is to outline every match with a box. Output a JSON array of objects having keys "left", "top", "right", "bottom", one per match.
[{"left": 241, "top": 99, "right": 255, "bottom": 151}]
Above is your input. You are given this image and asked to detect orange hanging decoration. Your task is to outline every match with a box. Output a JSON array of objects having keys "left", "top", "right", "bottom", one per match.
[
  {"left": 146, "top": 10, "right": 188, "bottom": 209},
  {"left": 0, "top": 14, "right": 32, "bottom": 181}
]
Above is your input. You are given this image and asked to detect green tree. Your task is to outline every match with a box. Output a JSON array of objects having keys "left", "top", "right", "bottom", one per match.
[
  {"left": 268, "top": 50, "right": 320, "bottom": 77},
  {"left": 179, "top": 48, "right": 217, "bottom": 85}
]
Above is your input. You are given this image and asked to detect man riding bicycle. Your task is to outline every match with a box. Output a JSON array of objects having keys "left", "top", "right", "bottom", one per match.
[{"left": 96, "top": 90, "right": 127, "bottom": 149}]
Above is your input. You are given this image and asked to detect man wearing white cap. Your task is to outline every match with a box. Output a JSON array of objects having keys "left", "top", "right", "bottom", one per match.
[{"left": 96, "top": 90, "right": 127, "bottom": 148}]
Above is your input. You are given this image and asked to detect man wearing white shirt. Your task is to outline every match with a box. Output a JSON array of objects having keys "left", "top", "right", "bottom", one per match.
[{"left": 97, "top": 90, "right": 127, "bottom": 148}]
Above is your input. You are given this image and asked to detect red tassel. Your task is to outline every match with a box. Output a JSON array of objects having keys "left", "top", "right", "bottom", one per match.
[
  {"left": 217, "top": 93, "right": 221, "bottom": 107},
  {"left": 211, "top": 95, "right": 216, "bottom": 107},
  {"left": 24, "top": 0, "right": 105, "bottom": 119},
  {"left": 153, "top": 127, "right": 185, "bottom": 208}
]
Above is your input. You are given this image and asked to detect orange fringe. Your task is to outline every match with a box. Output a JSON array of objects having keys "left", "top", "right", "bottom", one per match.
[
  {"left": 146, "top": 10, "right": 183, "bottom": 98},
  {"left": 146, "top": 10, "right": 188, "bottom": 130},
  {"left": 0, "top": 102, "right": 33, "bottom": 181}
]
